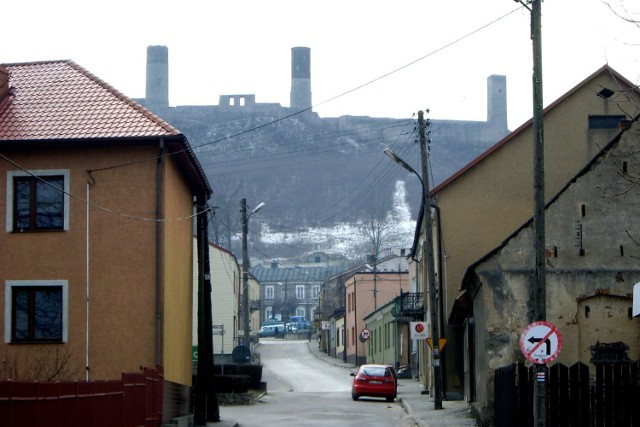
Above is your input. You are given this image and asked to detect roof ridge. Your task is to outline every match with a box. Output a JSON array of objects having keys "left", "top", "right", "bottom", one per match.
[{"left": 431, "top": 64, "right": 640, "bottom": 196}]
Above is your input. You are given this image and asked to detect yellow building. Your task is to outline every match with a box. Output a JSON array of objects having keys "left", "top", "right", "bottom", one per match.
[
  {"left": 0, "top": 61, "right": 211, "bottom": 419},
  {"left": 420, "top": 65, "right": 640, "bottom": 399}
]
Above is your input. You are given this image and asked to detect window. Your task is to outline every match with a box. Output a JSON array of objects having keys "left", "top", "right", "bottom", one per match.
[
  {"left": 312, "top": 285, "right": 320, "bottom": 299},
  {"left": 265, "top": 285, "right": 274, "bottom": 300},
  {"left": 295, "top": 307, "right": 305, "bottom": 317},
  {"left": 7, "top": 170, "right": 70, "bottom": 232},
  {"left": 296, "top": 285, "right": 305, "bottom": 299},
  {"left": 5, "top": 280, "right": 68, "bottom": 343},
  {"left": 588, "top": 115, "right": 626, "bottom": 129}
]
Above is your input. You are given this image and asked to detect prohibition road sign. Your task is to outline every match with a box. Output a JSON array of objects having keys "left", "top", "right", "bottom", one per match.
[
  {"left": 360, "top": 328, "right": 371, "bottom": 342},
  {"left": 520, "top": 321, "right": 563, "bottom": 365}
]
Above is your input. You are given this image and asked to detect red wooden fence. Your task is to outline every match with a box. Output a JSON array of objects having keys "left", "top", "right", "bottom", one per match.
[{"left": 0, "top": 366, "right": 163, "bottom": 427}]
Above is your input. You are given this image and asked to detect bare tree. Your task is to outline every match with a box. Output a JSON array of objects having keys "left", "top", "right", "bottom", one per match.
[
  {"left": 2, "top": 347, "right": 77, "bottom": 381},
  {"left": 357, "top": 182, "right": 410, "bottom": 261}
]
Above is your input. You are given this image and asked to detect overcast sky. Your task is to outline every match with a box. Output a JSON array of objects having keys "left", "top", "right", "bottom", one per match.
[{"left": 4, "top": 0, "right": 639, "bottom": 130}]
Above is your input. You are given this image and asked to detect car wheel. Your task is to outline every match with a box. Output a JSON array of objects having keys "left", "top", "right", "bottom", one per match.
[
  {"left": 352, "top": 394, "right": 359, "bottom": 401},
  {"left": 386, "top": 396, "right": 394, "bottom": 402}
]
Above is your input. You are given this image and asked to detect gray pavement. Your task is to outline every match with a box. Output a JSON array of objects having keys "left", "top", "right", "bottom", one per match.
[
  {"left": 306, "top": 341, "right": 478, "bottom": 427},
  {"left": 200, "top": 340, "right": 478, "bottom": 427}
]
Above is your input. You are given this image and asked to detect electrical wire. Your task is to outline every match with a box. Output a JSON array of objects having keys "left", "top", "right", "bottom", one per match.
[{"left": 0, "top": 152, "right": 214, "bottom": 223}]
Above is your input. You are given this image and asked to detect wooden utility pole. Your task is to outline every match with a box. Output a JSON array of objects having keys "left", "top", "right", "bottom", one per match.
[
  {"left": 418, "top": 110, "right": 442, "bottom": 410},
  {"left": 530, "top": 1, "right": 547, "bottom": 425},
  {"left": 195, "top": 200, "right": 219, "bottom": 424}
]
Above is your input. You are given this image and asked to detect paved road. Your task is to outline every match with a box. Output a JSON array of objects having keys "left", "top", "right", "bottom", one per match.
[{"left": 219, "top": 339, "right": 419, "bottom": 427}]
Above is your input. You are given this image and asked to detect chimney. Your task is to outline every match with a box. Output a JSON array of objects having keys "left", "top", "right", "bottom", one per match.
[{"left": 0, "top": 66, "right": 10, "bottom": 99}]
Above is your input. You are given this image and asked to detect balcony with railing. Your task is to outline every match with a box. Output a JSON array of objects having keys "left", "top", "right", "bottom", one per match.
[{"left": 397, "top": 292, "right": 424, "bottom": 320}]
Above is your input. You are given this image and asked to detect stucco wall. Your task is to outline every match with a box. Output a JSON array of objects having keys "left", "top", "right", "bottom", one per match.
[
  {"left": 162, "top": 153, "right": 195, "bottom": 387},
  {"left": 469, "top": 120, "right": 640, "bottom": 423},
  {"left": 434, "top": 69, "right": 640, "bottom": 396},
  {"left": 0, "top": 145, "right": 161, "bottom": 381}
]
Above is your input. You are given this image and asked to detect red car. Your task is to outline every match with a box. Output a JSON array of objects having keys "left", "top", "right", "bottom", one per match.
[{"left": 350, "top": 364, "right": 397, "bottom": 402}]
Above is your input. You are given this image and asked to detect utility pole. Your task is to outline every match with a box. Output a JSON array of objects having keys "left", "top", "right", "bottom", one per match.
[
  {"left": 241, "top": 198, "right": 251, "bottom": 347},
  {"left": 418, "top": 110, "right": 442, "bottom": 410},
  {"left": 195, "top": 199, "right": 219, "bottom": 424},
  {"left": 241, "top": 198, "right": 265, "bottom": 348},
  {"left": 529, "top": 0, "right": 547, "bottom": 425}
]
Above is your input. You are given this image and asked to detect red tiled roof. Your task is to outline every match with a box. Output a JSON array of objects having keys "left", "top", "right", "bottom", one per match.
[{"left": 0, "top": 60, "right": 180, "bottom": 140}]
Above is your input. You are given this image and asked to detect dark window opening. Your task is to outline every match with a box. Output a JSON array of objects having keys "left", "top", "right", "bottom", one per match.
[
  {"left": 590, "top": 342, "right": 630, "bottom": 364},
  {"left": 581, "top": 204, "right": 586, "bottom": 217},
  {"left": 12, "top": 286, "right": 63, "bottom": 343},
  {"left": 588, "top": 115, "right": 626, "bottom": 129},
  {"left": 585, "top": 305, "right": 590, "bottom": 318},
  {"left": 13, "top": 175, "right": 64, "bottom": 231}
]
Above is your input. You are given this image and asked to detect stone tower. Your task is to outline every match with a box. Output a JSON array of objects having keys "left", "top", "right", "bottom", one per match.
[
  {"left": 290, "top": 47, "right": 312, "bottom": 112},
  {"left": 145, "top": 45, "right": 169, "bottom": 110},
  {"left": 487, "top": 74, "right": 507, "bottom": 130}
]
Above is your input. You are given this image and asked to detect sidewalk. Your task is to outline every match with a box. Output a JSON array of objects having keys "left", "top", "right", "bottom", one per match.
[{"left": 307, "top": 342, "right": 478, "bottom": 427}]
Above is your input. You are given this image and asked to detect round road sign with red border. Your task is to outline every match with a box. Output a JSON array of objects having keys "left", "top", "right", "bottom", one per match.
[
  {"left": 360, "top": 328, "right": 370, "bottom": 341},
  {"left": 520, "top": 321, "right": 563, "bottom": 365}
]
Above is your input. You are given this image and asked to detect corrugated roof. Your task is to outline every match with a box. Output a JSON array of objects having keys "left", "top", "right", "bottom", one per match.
[
  {"left": 0, "top": 60, "right": 180, "bottom": 140},
  {"left": 251, "top": 265, "right": 344, "bottom": 284}
]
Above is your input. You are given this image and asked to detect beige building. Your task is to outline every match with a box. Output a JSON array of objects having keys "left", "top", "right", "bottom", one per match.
[
  {"left": 409, "top": 65, "right": 640, "bottom": 400},
  {"left": 0, "top": 61, "right": 211, "bottom": 419},
  {"left": 459, "top": 116, "right": 640, "bottom": 425},
  {"left": 192, "top": 240, "right": 240, "bottom": 363}
]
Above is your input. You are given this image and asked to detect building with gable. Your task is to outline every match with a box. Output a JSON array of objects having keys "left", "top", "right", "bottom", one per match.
[
  {"left": 457, "top": 115, "right": 640, "bottom": 425},
  {"left": 0, "top": 60, "right": 211, "bottom": 419},
  {"left": 409, "top": 65, "right": 640, "bottom": 401}
]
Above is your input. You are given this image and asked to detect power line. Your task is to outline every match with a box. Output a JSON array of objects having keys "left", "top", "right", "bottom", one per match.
[
  {"left": 0, "top": 152, "right": 214, "bottom": 223},
  {"left": 82, "top": 6, "right": 524, "bottom": 173}
]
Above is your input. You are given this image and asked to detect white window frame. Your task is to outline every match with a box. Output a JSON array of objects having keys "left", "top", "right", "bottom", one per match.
[
  {"left": 6, "top": 170, "right": 71, "bottom": 232},
  {"left": 296, "top": 285, "right": 305, "bottom": 299},
  {"left": 312, "top": 285, "right": 320, "bottom": 299},
  {"left": 265, "top": 285, "right": 274, "bottom": 300},
  {"left": 4, "top": 280, "right": 69, "bottom": 343}
]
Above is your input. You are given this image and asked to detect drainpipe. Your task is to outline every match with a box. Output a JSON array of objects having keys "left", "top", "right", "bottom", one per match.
[
  {"left": 85, "top": 179, "right": 92, "bottom": 381},
  {"left": 155, "top": 139, "right": 165, "bottom": 365}
]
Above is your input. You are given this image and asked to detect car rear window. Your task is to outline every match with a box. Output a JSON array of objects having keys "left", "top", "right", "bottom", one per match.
[{"left": 361, "top": 367, "right": 388, "bottom": 377}]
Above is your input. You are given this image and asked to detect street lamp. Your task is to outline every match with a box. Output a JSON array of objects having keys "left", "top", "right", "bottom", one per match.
[
  {"left": 241, "top": 198, "right": 265, "bottom": 349},
  {"left": 384, "top": 110, "right": 442, "bottom": 410}
]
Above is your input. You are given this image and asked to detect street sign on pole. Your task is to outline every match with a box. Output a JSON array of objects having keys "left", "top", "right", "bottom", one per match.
[
  {"left": 410, "top": 321, "right": 429, "bottom": 340},
  {"left": 520, "top": 321, "right": 563, "bottom": 365}
]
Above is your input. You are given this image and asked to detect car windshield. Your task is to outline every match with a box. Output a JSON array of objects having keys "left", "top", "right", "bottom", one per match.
[{"left": 360, "top": 367, "right": 387, "bottom": 377}]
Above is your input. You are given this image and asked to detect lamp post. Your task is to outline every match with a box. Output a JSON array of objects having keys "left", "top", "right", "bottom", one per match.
[
  {"left": 241, "top": 198, "right": 265, "bottom": 348},
  {"left": 384, "top": 110, "right": 442, "bottom": 409}
]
